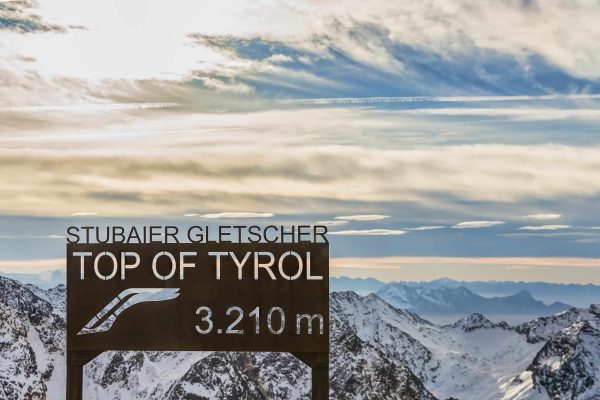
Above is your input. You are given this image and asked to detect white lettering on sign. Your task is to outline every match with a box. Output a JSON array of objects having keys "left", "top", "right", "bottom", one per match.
[
  {"left": 75, "top": 251, "right": 142, "bottom": 280},
  {"left": 120, "top": 252, "right": 140, "bottom": 279},
  {"left": 75, "top": 250, "right": 321, "bottom": 281},
  {"left": 207, "top": 251, "right": 322, "bottom": 281},
  {"left": 152, "top": 251, "right": 177, "bottom": 280}
]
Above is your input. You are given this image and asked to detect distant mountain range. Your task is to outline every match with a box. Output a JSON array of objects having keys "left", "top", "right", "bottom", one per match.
[
  {"left": 1, "top": 276, "right": 599, "bottom": 399},
  {"left": 377, "top": 283, "right": 572, "bottom": 324},
  {"left": 330, "top": 276, "right": 385, "bottom": 295},
  {"left": 4, "top": 271, "right": 598, "bottom": 308},
  {"left": 330, "top": 276, "right": 600, "bottom": 324},
  {"left": 331, "top": 276, "right": 600, "bottom": 307},
  {"left": 0, "top": 269, "right": 65, "bottom": 289}
]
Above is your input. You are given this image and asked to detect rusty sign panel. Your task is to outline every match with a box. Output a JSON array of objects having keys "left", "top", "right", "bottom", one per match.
[{"left": 67, "top": 242, "right": 329, "bottom": 354}]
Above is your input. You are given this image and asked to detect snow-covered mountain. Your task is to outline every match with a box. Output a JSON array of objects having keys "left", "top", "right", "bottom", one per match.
[
  {"left": 0, "top": 269, "right": 65, "bottom": 289},
  {"left": 1, "top": 276, "right": 599, "bottom": 399},
  {"left": 330, "top": 277, "right": 600, "bottom": 309},
  {"left": 329, "top": 277, "right": 386, "bottom": 296},
  {"left": 376, "top": 283, "right": 571, "bottom": 324},
  {"left": 0, "top": 276, "right": 65, "bottom": 399}
]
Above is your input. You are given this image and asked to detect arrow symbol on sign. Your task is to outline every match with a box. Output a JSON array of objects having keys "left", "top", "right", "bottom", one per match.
[{"left": 77, "top": 288, "right": 180, "bottom": 335}]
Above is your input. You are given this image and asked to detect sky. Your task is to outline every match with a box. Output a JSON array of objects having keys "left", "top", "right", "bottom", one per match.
[{"left": 1, "top": 0, "right": 600, "bottom": 283}]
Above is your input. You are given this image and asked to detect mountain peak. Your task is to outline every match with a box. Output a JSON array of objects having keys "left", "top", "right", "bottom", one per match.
[
  {"left": 512, "top": 290, "right": 535, "bottom": 300},
  {"left": 450, "top": 313, "right": 495, "bottom": 332}
]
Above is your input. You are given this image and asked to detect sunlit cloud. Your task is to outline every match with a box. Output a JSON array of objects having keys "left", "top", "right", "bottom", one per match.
[
  {"left": 452, "top": 221, "right": 505, "bottom": 229},
  {"left": 329, "top": 229, "right": 407, "bottom": 236},
  {"left": 0, "top": 103, "right": 179, "bottom": 113},
  {"left": 518, "top": 225, "right": 571, "bottom": 231},
  {"left": 0, "top": 234, "right": 64, "bottom": 240},
  {"left": 199, "top": 212, "right": 275, "bottom": 219},
  {"left": 1, "top": 108, "right": 600, "bottom": 216},
  {"left": 0, "top": 258, "right": 64, "bottom": 274},
  {"left": 523, "top": 213, "right": 562, "bottom": 220},
  {"left": 198, "top": 77, "right": 254, "bottom": 94},
  {"left": 335, "top": 215, "right": 389, "bottom": 221},
  {"left": 331, "top": 256, "right": 600, "bottom": 269},
  {"left": 406, "top": 226, "right": 446, "bottom": 231},
  {"left": 500, "top": 232, "right": 599, "bottom": 238},
  {"left": 70, "top": 212, "right": 98, "bottom": 216},
  {"left": 331, "top": 256, "right": 600, "bottom": 283},
  {"left": 506, "top": 265, "right": 533, "bottom": 271},
  {"left": 315, "top": 220, "right": 349, "bottom": 227},
  {"left": 277, "top": 94, "right": 600, "bottom": 106},
  {"left": 392, "top": 107, "right": 600, "bottom": 121}
]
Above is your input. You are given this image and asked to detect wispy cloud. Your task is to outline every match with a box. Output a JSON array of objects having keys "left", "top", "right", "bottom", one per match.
[
  {"left": 500, "top": 232, "right": 598, "bottom": 238},
  {"left": 70, "top": 212, "right": 98, "bottom": 216},
  {"left": 277, "top": 94, "right": 600, "bottom": 106},
  {"left": 330, "top": 229, "right": 407, "bottom": 236},
  {"left": 3, "top": 114, "right": 600, "bottom": 216},
  {"left": 0, "top": 103, "right": 179, "bottom": 113},
  {"left": 393, "top": 108, "right": 600, "bottom": 121},
  {"left": 452, "top": 221, "right": 505, "bottom": 229},
  {"left": 315, "top": 220, "right": 349, "bottom": 227},
  {"left": 518, "top": 225, "right": 571, "bottom": 231},
  {"left": 199, "top": 212, "right": 275, "bottom": 219},
  {"left": 406, "top": 226, "right": 446, "bottom": 231},
  {"left": 198, "top": 77, "right": 254, "bottom": 94},
  {"left": 0, "top": 258, "right": 64, "bottom": 273},
  {"left": 0, "top": 234, "right": 64, "bottom": 240},
  {"left": 331, "top": 256, "right": 600, "bottom": 269},
  {"left": 506, "top": 265, "right": 533, "bottom": 271},
  {"left": 331, "top": 256, "right": 600, "bottom": 283},
  {"left": 335, "top": 214, "right": 389, "bottom": 221},
  {"left": 523, "top": 213, "right": 562, "bottom": 220}
]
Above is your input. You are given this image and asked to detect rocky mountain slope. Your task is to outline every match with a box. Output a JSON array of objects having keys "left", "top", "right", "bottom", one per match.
[
  {"left": 0, "top": 276, "right": 599, "bottom": 399},
  {"left": 0, "top": 277, "right": 64, "bottom": 399}
]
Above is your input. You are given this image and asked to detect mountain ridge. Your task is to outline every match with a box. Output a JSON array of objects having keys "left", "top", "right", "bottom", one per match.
[
  {"left": 0, "top": 276, "right": 598, "bottom": 399},
  {"left": 330, "top": 276, "right": 600, "bottom": 308}
]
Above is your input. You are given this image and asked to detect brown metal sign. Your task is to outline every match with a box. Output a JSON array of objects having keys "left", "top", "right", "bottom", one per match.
[{"left": 66, "top": 241, "right": 329, "bottom": 399}]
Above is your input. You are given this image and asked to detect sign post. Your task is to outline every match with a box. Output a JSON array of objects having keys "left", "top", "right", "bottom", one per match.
[{"left": 66, "top": 240, "right": 329, "bottom": 399}]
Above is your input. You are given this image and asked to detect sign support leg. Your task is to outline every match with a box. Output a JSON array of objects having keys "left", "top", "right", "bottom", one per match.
[
  {"left": 66, "top": 351, "right": 101, "bottom": 400},
  {"left": 292, "top": 352, "right": 329, "bottom": 400}
]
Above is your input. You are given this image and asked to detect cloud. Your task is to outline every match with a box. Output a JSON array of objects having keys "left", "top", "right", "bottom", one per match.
[
  {"left": 500, "top": 232, "right": 598, "bottom": 238},
  {"left": 0, "top": 0, "right": 65, "bottom": 33},
  {"left": 406, "top": 226, "right": 446, "bottom": 231},
  {"left": 0, "top": 257, "right": 64, "bottom": 273},
  {"left": 331, "top": 256, "right": 600, "bottom": 269},
  {"left": 335, "top": 214, "right": 389, "bottom": 221},
  {"left": 315, "top": 220, "right": 349, "bottom": 227},
  {"left": 199, "top": 212, "right": 275, "bottom": 219},
  {"left": 506, "top": 265, "right": 533, "bottom": 271},
  {"left": 198, "top": 77, "right": 254, "bottom": 94},
  {"left": 518, "top": 225, "right": 571, "bottom": 231},
  {"left": 266, "top": 54, "right": 293, "bottom": 63},
  {"left": 0, "top": 234, "right": 63, "bottom": 239},
  {"left": 183, "top": 0, "right": 600, "bottom": 79},
  {"left": 276, "top": 94, "right": 600, "bottom": 106},
  {"left": 452, "top": 221, "right": 505, "bottom": 229},
  {"left": 330, "top": 256, "right": 600, "bottom": 283},
  {"left": 523, "top": 213, "right": 562, "bottom": 220},
  {"left": 1, "top": 102, "right": 179, "bottom": 113},
  {"left": 70, "top": 212, "right": 98, "bottom": 216},
  {"left": 1, "top": 105, "right": 600, "bottom": 216},
  {"left": 329, "top": 229, "right": 407, "bottom": 236},
  {"left": 2, "top": 0, "right": 600, "bottom": 115},
  {"left": 393, "top": 108, "right": 600, "bottom": 122}
]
